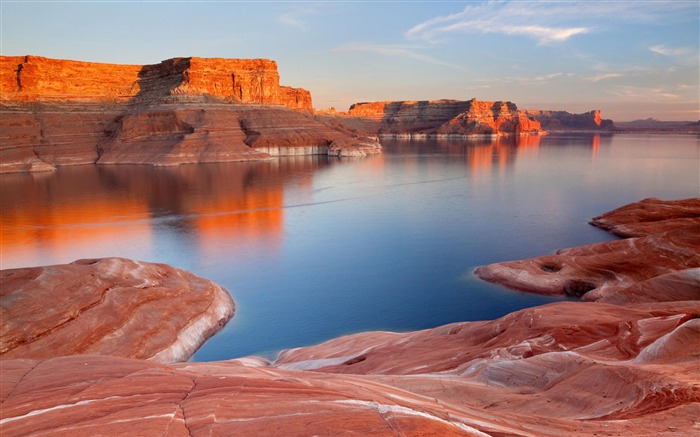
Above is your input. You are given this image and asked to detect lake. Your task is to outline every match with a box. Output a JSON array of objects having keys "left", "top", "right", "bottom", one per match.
[{"left": 1, "top": 133, "right": 698, "bottom": 361}]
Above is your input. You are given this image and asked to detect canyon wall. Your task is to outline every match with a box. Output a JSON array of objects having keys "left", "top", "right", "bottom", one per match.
[
  {"left": 0, "top": 56, "right": 380, "bottom": 173},
  {"left": 1, "top": 55, "right": 312, "bottom": 108},
  {"left": 321, "top": 98, "right": 613, "bottom": 136},
  {"left": 345, "top": 98, "right": 543, "bottom": 136},
  {"left": 524, "top": 108, "right": 614, "bottom": 131}
]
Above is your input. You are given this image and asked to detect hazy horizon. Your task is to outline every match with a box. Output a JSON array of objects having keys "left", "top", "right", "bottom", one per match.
[{"left": 1, "top": 0, "right": 698, "bottom": 121}]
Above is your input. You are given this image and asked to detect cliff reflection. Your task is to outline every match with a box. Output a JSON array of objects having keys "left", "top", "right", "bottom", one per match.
[
  {"left": 0, "top": 158, "right": 329, "bottom": 268},
  {"left": 381, "top": 135, "right": 543, "bottom": 176},
  {"left": 381, "top": 134, "right": 605, "bottom": 176}
]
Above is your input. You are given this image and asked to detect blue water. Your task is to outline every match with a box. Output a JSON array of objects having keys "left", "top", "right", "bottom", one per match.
[{"left": 1, "top": 134, "right": 697, "bottom": 361}]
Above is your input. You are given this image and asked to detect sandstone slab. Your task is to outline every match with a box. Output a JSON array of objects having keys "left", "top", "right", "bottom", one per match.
[
  {"left": 0, "top": 258, "right": 234, "bottom": 363},
  {"left": 474, "top": 198, "right": 700, "bottom": 302},
  {"left": 2, "top": 298, "right": 697, "bottom": 436}
]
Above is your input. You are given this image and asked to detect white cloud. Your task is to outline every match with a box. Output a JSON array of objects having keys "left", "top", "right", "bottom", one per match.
[
  {"left": 406, "top": 0, "right": 697, "bottom": 45},
  {"left": 649, "top": 45, "right": 694, "bottom": 57},
  {"left": 276, "top": 5, "right": 320, "bottom": 31},
  {"left": 608, "top": 85, "right": 680, "bottom": 101},
  {"left": 406, "top": 1, "right": 590, "bottom": 44},
  {"left": 587, "top": 73, "right": 623, "bottom": 82}
]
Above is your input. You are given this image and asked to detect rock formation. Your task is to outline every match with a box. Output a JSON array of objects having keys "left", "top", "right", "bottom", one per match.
[
  {"left": 0, "top": 56, "right": 381, "bottom": 173},
  {"left": 474, "top": 198, "right": 700, "bottom": 302},
  {"left": 0, "top": 257, "right": 234, "bottom": 363},
  {"left": 524, "top": 109, "right": 614, "bottom": 131},
  {"left": 1, "top": 199, "right": 698, "bottom": 435},
  {"left": 340, "top": 98, "right": 545, "bottom": 136},
  {"left": 319, "top": 98, "right": 613, "bottom": 137},
  {"left": 1, "top": 56, "right": 310, "bottom": 108}
]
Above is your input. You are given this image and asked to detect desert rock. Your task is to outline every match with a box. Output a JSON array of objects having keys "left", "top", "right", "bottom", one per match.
[
  {"left": 1, "top": 299, "right": 697, "bottom": 436},
  {"left": 0, "top": 56, "right": 380, "bottom": 173},
  {"left": 0, "top": 257, "right": 234, "bottom": 363},
  {"left": 474, "top": 198, "right": 700, "bottom": 302},
  {"left": 322, "top": 98, "right": 613, "bottom": 137}
]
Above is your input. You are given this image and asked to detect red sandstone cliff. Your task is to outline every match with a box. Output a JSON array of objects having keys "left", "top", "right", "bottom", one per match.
[
  {"left": 524, "top": 108, "right": 614, "bottom": 131},
  {"left": 343, "top": 98, "right": 544, "bottom": 136},
  {"left": 319, "top": 99, "right": 613, "bottom": 137},
  {"left": 0, "top": 56, "right": 380, "bottom": 172},
  {"left": 1, "top": 55, "right": 312, "bottom": 109}
]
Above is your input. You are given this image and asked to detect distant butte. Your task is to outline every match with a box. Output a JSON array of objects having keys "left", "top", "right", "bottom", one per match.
[
  {"left": 1, "top": 198, "right": 698, "bottom": 435},
  {"left": 317, "top": 98, "right": 614, "bottom": 137}
]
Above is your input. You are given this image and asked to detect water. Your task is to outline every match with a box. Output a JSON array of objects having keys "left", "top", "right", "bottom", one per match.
[{"left": 1, "top": 134, "right": 698, "bottom": 361}]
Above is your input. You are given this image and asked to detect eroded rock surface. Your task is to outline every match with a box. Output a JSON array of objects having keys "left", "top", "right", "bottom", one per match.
[
  {"left": 474, "top": 198, "right": 700, "bottom": 302},
  {"left": 2, "top": 299, "right": 697, "bottom": 436},
  {"left": 0, "top": 258, "right": 234, "bottom": 363}
]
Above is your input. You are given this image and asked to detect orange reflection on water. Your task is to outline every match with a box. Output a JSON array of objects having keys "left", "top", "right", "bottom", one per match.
[
  {"left": 591, "top": 134, "right": 600, "bottom": 161},
  {"left": 1, "top": 183, "right": 152, "bottom": 267},
  {"left": 0, "top": 162, "right": 299, "bottom": 268},
  {"left": 190, "top": 185, "right": 285, "bottom": 257}
]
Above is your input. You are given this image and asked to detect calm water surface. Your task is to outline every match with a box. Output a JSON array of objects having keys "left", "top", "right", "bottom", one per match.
[{"left": 1, "top": 134, "right": 698, "bottom": 361}]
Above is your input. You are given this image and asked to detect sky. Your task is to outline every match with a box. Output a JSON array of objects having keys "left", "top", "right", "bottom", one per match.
[{"left": 1, "top": 0, "right": 698, "bottom": 121}]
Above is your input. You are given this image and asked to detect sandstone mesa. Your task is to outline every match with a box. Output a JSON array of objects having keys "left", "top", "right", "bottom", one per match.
[
  {"left": 0, "top": 55, "right": 382, "bottom": 173},
  {"left": 1, "top": 55, "right": 617, "bottom": 174},
  {"left": 317, "top": 99, "right": 613, "bottom": 138},
  {"left": 1, "top": 198, "right": 698, "bottom": 436}
]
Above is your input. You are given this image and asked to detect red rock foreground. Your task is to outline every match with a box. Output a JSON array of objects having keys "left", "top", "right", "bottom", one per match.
[
  {"left": 474, "top": 198, "right": 700, "bottom": 303},
  {"left": 0, "top": 258, "right": 234, "bottom": 363},
  {"left": 1, "top": 199, "right": 698, "bottom": 436},
  {"left": 1, "top": 299, "right": 697, "bottom": 436}
]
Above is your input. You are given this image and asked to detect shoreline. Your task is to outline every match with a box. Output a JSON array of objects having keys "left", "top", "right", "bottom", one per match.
[{"left": 1, "top": 197, "right": 698, "bottom": 435}]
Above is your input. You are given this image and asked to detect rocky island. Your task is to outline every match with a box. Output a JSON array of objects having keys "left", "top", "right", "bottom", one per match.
[{"left": 1, "top": 198, "right": 698, "bottom": 436}]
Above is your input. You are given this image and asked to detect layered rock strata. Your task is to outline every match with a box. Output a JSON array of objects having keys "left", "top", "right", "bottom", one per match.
[
  {"left": 342, "top": 98, "right": 544, "bottom": 136},
  {"left": 474, "top": 198, "right": 700, "bottom": 302},
  {"left": 1, "top": 301, "right": 697, "bottom": 436},
  {"left": 524, "top": 109, "right": 614, "bottom": 131},
  {"left": 322, "top": 98, "right": 612, "bottom": 137},
  {"left": 1, "top": 56, "right": 311, "bottom": 108},
  {"left": 0, "top": 257, "right": 234, "bottom": 363},
  {"left": 0, "top": 56, "right": 381, "bottom": 173}
]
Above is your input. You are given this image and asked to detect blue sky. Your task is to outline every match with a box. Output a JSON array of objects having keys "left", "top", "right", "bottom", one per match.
[{"left": 1, "top": 0, "right": 698, "bottom": 120}]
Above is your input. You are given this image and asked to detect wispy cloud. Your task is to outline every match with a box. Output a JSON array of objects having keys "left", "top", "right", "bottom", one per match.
[
  {"left": 477, "top": 72, "right": 570, "bottom": 85},
  {"left": 406, "top": 1, "right": 590, "bottom": 44},
  {"left": 406, "top": 0, "right": 697, "bottom": 45},
  {"left": 277, "top": 4, "right": 320, "bottom": 31},
  {"left": 587, "top": 73, "right": 624, "bottom": 82},
  {"left": 332, "top": 43, "right": 467, "bottom": 71},
  {"left": 608, "top": 85, "right": 681, "bottom": 101},
  {"left": 649, "top": 45, "right": 695, "bottom": 57}
]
